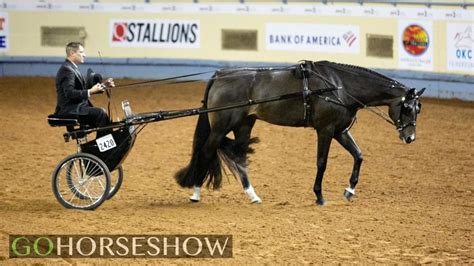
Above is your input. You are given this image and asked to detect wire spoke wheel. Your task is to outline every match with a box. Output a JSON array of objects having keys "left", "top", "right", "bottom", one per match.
[{"left": 52, "top": 153, "right": 110, "bottom": 210}]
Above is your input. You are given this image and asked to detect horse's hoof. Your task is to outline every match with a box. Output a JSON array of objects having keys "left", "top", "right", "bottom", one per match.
[
  {"left": 343, "top": 188, "right": 355, "bottom": 201},
  {"left": 316, "top": 199, "right": 326, "bottom": 206},
  {"left": 189, "top": 196, "right": 200, "bottom": 203},
  {"left": 251, "top": 197, "right": 262, "bottom": 204}
]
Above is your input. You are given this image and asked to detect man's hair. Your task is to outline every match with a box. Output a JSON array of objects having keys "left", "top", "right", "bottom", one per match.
[{"left": 65, "top": 42, "right": 83, "bottom": 56}]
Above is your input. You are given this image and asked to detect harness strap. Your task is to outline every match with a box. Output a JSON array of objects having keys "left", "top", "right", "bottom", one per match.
[
  {"left": 299, "top": 61, "right": 313, "bottom": 126},
  {"left": 302, "top": 73, "right": 312, "bottom": 126}
]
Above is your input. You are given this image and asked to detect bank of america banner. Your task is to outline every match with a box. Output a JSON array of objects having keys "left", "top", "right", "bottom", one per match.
[
  {"left": 0, "top": 12, "right": 8, "bottom": 52},
  {"left": 110, "top": 19, "right": 200, "bottom": 48},
  {"left": 447, "top": 23, "right": 473, "bottom": 73},
  {"left": 266, "top": 23, "right": 360, "bottom": 54}
]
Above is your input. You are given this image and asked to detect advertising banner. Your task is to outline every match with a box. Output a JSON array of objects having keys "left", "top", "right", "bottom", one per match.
[
  {"left": 0, "top": 12, "right": 8, "bottom": 52},
  {"left": 447, "top": 23, "right": 473, "bottom": 73},
  {"left": 266, "top": 23, "right": 360, "bottom": 54},
  {"left": 110, "top": 19, "right": 200, "bottom": 48},
  {"left": 398, "top": 20, "right": 434, "bottom": 71}
]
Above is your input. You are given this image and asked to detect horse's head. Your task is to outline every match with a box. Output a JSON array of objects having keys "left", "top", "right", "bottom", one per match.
[{"left": 389, "top": 88, "right": 425, "bottom": 144}]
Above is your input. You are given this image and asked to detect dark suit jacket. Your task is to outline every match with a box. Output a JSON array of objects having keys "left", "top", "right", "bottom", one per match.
[{"left": 55, "top": 59, "right": 92, "bottom": 115}]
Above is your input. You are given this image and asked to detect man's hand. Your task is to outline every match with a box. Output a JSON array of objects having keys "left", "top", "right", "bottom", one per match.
[
  {"left": 104, "top": 78, "right": 115, "bottom": 88},
  {"left": 89, "top": 83, "right": 105, "bottom": 95}
]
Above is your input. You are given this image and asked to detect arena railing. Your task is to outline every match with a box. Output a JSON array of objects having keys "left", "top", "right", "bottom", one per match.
[{"left": 83, "top": 0, "right": 472, "bottom": 9}]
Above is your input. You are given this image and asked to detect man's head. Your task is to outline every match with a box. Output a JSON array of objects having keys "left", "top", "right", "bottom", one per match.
[{"left": 66, "top": 42, "right": 85, "bottom": 65}]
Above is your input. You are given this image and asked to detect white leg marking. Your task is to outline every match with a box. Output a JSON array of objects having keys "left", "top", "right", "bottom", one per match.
[
  {"left": 245, "top": 185, "right": 262, "bottom": 204},
  {"left": 190, "top": 186, "right": 201, "bottom": 202},
  {"left": 345, "top": 187, "right": 356, "bottom": 195}
]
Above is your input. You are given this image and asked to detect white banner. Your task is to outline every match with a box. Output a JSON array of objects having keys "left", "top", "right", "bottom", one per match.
[
  {"left": 1, "top": 3, "right": 473, "bottom": 21},
  {"left": 447, "top": 23, "right": 473, "bottom": 73},
  {"left": 398, "top": 20, "right": 433, "bottom": 71},
  {"left": 110, "top": 19, "right": 200, "bottom": 48},
  {"left": 0, "top": 12, "right": 8, "bottom": 52},
  {"left": 266, "top": 23, "right": 360, "bottom": 54}
]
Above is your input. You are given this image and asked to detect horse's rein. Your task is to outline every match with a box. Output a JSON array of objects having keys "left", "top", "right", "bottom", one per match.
[{"left": 306, "top": 68, "right": 396, "bottom": 127}]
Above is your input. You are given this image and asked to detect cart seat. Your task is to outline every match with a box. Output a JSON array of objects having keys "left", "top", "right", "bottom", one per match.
[
  {"left": 48, "top": 114, "right": 94, "bottom": 142},
  {"left": 47, "top": 114, "right": 80, "bottom": 127}
]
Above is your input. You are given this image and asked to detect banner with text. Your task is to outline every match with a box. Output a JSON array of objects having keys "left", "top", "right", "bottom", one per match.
[
  {"left": 398, "top": 20, "right": 434, "bottom": 71},
  {"left": 110, "top": 19, "right": 200, "bottom": 48},
  {"left": 266, "top": 23, "right": 360, "bottom": 54},
  {"left": 447, "top": 23, "right": 473, "bottom": 73},
  {"left": 0, "top": 12, "right": 8, "bottom": 52}
]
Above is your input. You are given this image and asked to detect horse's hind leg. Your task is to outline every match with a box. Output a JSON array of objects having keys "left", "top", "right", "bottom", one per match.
[
  {"left": 233, "top": 117, "right": 261, "bottom": 203},
  {"left": 335, "top": 131, "right": 363, "bottom": 201},
  {"left": 190, "top": 186, "right": 201, "bottom": 202},
  {"left": 188, "top": 128, "right": 228, "bottom": 203}
]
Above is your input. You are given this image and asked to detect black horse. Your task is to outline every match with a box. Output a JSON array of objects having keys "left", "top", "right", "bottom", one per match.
[{"left": 175, "top": 60, "right": 424, "bottom": 205}]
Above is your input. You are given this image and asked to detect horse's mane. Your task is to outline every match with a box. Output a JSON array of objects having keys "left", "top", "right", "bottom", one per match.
[
  {"left": 314, "top": 60, "right": 405, "bottom": 87},
  {"left": 217, "top": 66, "right": 290, "bottom": 75}
]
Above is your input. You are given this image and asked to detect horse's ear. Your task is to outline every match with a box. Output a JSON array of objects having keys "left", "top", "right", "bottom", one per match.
[
  {"left": 406, "top": 88, "right": 417, "bottom": 99},
  {"left": 416, "top": 88, "right": 426, "bottom": 96}
]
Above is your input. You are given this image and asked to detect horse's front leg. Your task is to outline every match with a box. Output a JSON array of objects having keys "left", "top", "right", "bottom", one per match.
[
  {"left": 314, "top": 129, "right": 333, "bottom": 205},
  {"left": 335, "top": 130, "right": 363, "bottom": 201}
]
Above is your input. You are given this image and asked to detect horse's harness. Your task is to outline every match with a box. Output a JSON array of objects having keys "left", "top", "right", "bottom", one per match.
[
  {"left": 296, "top": 60, "right": 345, "bottom": 126},
  {"left": 396, "top": 94, "right": 421, "bottom": 131},
  {"left": 298, "top": 61, "right": 314, "bottom": 125},
  {"left": 295, "top": 60, "right": 420, "bottom": 131}
]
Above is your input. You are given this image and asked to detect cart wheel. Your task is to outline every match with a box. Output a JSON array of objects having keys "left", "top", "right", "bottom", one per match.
[
  {"left": 107, "top": 165, "right": 123, "bottom": 200},
  {"left": 52, "top": 153, "right": 110, "bottom": 210},
  {"left": 66, "top": 164, "right": 122, "bottom": 200}
]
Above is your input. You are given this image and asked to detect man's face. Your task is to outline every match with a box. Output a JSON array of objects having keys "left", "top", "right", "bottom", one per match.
[{"left": 70, "top": 45, "right": 86, "bottom": 65}]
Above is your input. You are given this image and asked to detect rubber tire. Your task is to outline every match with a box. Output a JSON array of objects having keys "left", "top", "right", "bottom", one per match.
[{"left": 107, "top": 165, "right": 123, "bottom": 200}]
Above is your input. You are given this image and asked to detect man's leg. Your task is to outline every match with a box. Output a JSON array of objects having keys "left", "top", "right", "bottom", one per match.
[{"left": 81, "top": 107, "right": 111, "bottom": 138}]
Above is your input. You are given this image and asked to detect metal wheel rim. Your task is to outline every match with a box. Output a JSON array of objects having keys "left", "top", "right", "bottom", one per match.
[{"left": 54, "top": 154, "right": 110, "bottom": 209}]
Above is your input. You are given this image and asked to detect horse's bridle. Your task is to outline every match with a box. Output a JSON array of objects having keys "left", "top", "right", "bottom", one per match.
[{"left": 396, "top": 95, "right": 422, "bottom": 131}]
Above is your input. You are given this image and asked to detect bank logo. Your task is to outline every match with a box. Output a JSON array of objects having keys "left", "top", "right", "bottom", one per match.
[
  {"left": 266, "top": 23, "right": 360, "bottom": 54},
  {"left": 0, "top": 14, "right": 7, "bottom": 50},
  {"left": 402, "top": 24, "right": 429, "bottom": 56},
  {"left": 343, "top": 31, "right": 357, "bottom": 47}
]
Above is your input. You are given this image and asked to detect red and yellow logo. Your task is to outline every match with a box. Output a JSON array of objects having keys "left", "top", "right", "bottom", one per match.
[{"left": 402, "top": 25, "right": 429, "bottom": 56}]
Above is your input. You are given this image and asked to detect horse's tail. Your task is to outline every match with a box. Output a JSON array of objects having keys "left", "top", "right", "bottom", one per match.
[
  {"left": 218, "top": 136, "right": 259, "bottom": 177},
  {"left": 174, "top": 110, "right": 214, "bottom": 188},
  {"left": 175, "top": 75, "right": 220, "bottom": 188},
  {"left": 175, "top": 74, "right": 259, "bottom": 189}
]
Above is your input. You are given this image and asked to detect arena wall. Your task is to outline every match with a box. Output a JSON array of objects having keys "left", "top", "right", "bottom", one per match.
[{"left": 0, "top": 1, "right": 473, "bottom": 100}]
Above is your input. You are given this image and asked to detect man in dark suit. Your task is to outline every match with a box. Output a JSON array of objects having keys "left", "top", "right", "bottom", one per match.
[{"left": 55, "top": 42, "right": 115, "bottom": 135}]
